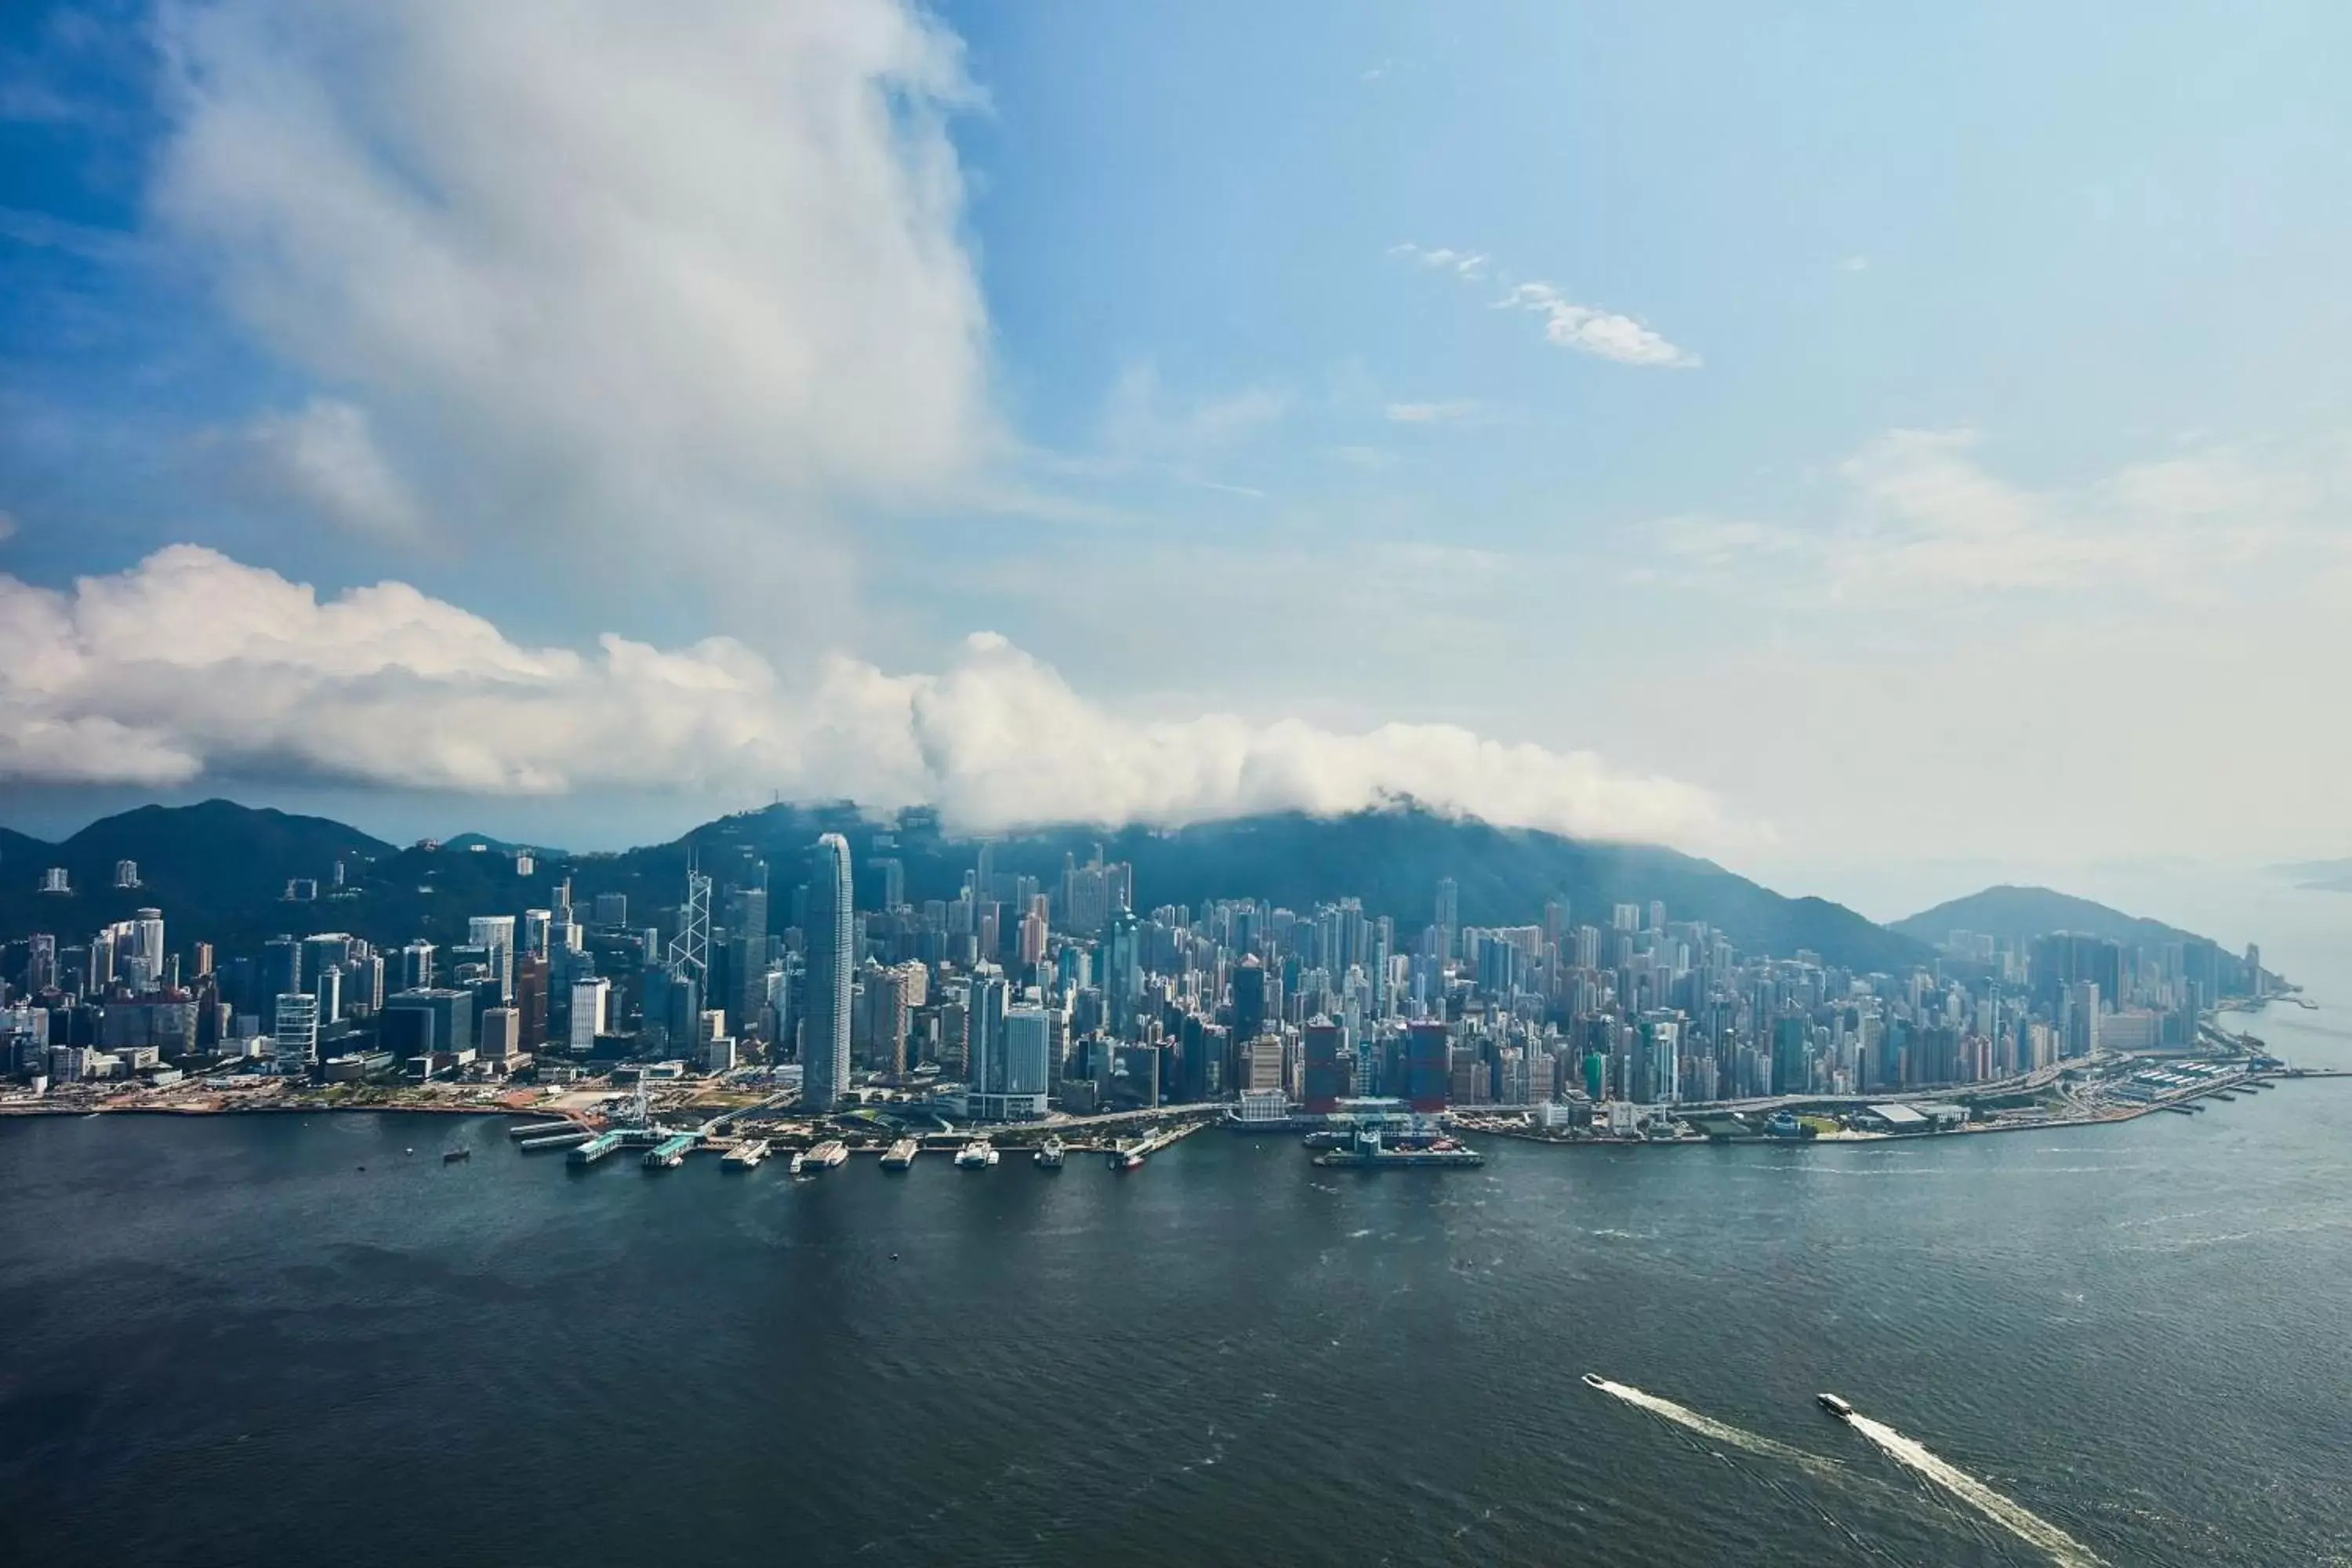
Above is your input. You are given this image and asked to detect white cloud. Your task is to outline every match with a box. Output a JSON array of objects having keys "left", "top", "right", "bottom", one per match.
[
  {"left": 1647, "top": 428, "right": 2344, "bottom": 600},
  {"left": 1100, "top": 363, "right": 1290, "bottom": 456},
  {"left": 0, "top": 545, "right": 1731, "bottom": 845},
  {"left": 241, "top": 398, "right": 419, "bottom": 538},
  {"left": 151, "top": 0, "right": 991, "bottom": 565},
  {"left": 1385, "top": 399, "right": 1481, "bottom": 423},
  {"left": 1393, "top": 244, "right": 1697, "bottom": 368},
  {"left": 1650, "top": 515, "right": 1809, "bottom": 572},
  {"left": 0, "top": 205, "right": 140, "bottom": 263},
  {"left": 1388, "top": 242, "right": 1488, "bottom": 280},
  {"left": 1496, "top": 281, "right": 1699, "bottom": 368}
]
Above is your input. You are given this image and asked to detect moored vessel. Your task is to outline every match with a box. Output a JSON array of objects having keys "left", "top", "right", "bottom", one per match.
[
  {"left": 805, "top": 1139, "right": 848, "bottom": 1170},
  {"left": 880, "top": 1138, "right": 919, "bottom": 1171},
  {"left": 954, "top": 1138, "right": 999, "bottom": 1169},
  {"left": 1312, "top": 1129, "right": 1483, "bottom": 1169},
  {"left": 722, "top": 1138, "right": 770, "bottom": 1170},
  {"left": 1035, "top": 1136, "right": 1065, "bottom": 1170}
]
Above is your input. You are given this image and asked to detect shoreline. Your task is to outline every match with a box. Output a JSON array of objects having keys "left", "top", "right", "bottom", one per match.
[
  {"left": 0, "top": 1100, "right": 555, "bottom": 1121},
  {"left": 1464, "top": 1069, "right": 2347, "bottom": 1152}
]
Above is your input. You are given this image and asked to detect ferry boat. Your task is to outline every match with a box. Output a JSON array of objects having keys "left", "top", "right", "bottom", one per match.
[
  {"left": 1108, "top": 1144, "right": 1147, "bottom": 1171},
  {"left": 804, "top": 1139, "right": 848, "bottom": 1170},
  {"left": 1034, "top": 1137, "right": 1066, "bottom": 1171},
  {"left": 722, "top": 1138, "right": 771, "bottom": 1171},
  {"left": 786, "top": 1149, "right": 806, "bottom": 1175},
  {"left": 1817, "top": 1392, "right": 1853, "bottom": 1421},
  {"left": 880, "top": 1138, "right": 920, "bottom": 1171},
  {"left": 441, "top": 1147, "right": 470, "bottom": 1163},
  {"left": 1312, "top": 1129, "right": 1484, "bottom": 1169},
  {"left": 954, "top": 1138, "right": 999, "bottom": 1169}
]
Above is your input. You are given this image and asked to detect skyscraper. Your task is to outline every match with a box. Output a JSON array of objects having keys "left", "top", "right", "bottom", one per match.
[
  {"left": 273, "top": 992, "right": 319, "bottom": 1070},
  {"left": 569, "top": 976, "right": 609, "bottom": 1054},
  {"left": 132, "top": 909, "right": 165, "bottom": 989},
  {"left": 1104, "top": 909, "right": 1143, "bottom": 1037},
  {"left": 1231, "top": 954, "right": 1267, "bottom": 1043},
  {"left": 1302, "top": 1018, "right": 1348, "bottom": 1114},
  {"left": 1771, "top": 1014, "right": 1809, "bottom": 1096},
  {"left": 469, "top": 915, "right": 517, "bottom": 1002},
  {"left": 967, "top": 969, "right": 1008, "bottom": 1099},
  {"left": 997, "top": 1005, "right": 1052, "bottom": 1118},
  {"left": 262, "top": 935, "right": 303, "bottom": 1005},
  {"left": 1404, "top": 1019, "right": 1450, "bottom": 1112},
  {"left": 803, "top": 833, "right": 854, "bottom": 1112}
]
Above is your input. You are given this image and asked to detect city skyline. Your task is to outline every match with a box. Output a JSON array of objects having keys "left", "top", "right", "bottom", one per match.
[
  {"left": 9, "top": 9, "right": 2352, "bottom": 1563},
  {"left": 5, "top": 2, "right": 2352, "bottom": 899},
  {"left": 2, "top": 806, "right": 2276, "bottom": 1136}
]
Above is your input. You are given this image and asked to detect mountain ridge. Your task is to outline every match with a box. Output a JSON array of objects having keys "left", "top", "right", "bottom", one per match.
[
  {"left": 1889, "top": 883, "right": 2223, "bottom": 953},
  {"left": 0, "top": 798, "right": 1929, "bottom": 975}
]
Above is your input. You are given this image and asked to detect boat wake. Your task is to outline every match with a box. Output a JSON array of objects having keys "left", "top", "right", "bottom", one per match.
[
  {"left": 1845, "top": 1414, "right": 2103, "bottom": 1566},
  {"left": 1582, "top": 1376, "right": 1903, "bottom": 1562},
  {"left": 1582, "top": 1376, "right": 1844, "bottom": 1480}
]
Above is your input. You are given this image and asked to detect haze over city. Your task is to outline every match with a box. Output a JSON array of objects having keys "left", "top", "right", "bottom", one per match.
[{"left": 5, "top": 1, "right": 2350, "bottom": 913}]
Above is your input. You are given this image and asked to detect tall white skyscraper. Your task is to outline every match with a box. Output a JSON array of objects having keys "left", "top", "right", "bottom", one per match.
[
  {"left": 469, "top": 915, "right": 517, "bottom": 1001},
  {"left": 804, "top": 833, "right": 855, "bottom": 1112},
  {"left": 274, "top": 993, "right": 319, "bottom": 1070},
  {"left": 569, "top": 977, "right": 609, "bottom": 1054},
  {"left": 1001, "top": 1007, "right": 1052, "bottom": 1105},
  {"left": 134, "top": 908, "right": 165, "bottom": 986}
]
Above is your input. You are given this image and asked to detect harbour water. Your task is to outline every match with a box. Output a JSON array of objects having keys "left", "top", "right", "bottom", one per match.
[{"left": 4, "top": 895, "right": 2350, "bottom": 1565}]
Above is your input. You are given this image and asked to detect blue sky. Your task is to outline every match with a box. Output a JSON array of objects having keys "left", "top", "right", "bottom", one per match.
[{"left": 2, "top": 1, "right": 2350, "bottom": 912}]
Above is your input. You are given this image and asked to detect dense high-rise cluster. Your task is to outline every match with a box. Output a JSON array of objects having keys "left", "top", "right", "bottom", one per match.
[{"left": 0, "top": 829, "right": 2264, "bottom": 1127}]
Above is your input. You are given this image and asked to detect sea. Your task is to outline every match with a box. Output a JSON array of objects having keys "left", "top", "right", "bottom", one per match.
[{"left": 3, "top": 878, "right": 2349, "bottom": 1567}]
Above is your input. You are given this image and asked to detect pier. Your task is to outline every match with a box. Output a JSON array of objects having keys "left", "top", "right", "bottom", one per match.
[
  {"left": 1102, "top": 1120, "right": 1210, "bottom": 1168},
  {"left": 568, "top": 1130, "right": 627, "bottom": 1166},
  {"left": 642, "top": 1132, "right": 699, "bottom": 1170}
]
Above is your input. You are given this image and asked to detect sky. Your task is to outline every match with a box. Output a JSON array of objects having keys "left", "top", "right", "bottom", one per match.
[{"left": 3, "top": 0, "right": 2350, "bottom": 918}]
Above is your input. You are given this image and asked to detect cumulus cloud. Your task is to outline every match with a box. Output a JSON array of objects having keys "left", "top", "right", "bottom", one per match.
[
  {"left": 0, "top": 546, "right": 1730, "bottom": 845},
  {"left": 240, "top": 398, "right": 419, "bottom": 538},
  {"left": 151, "top": 0, "right": 991, "bottom": 561}
]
